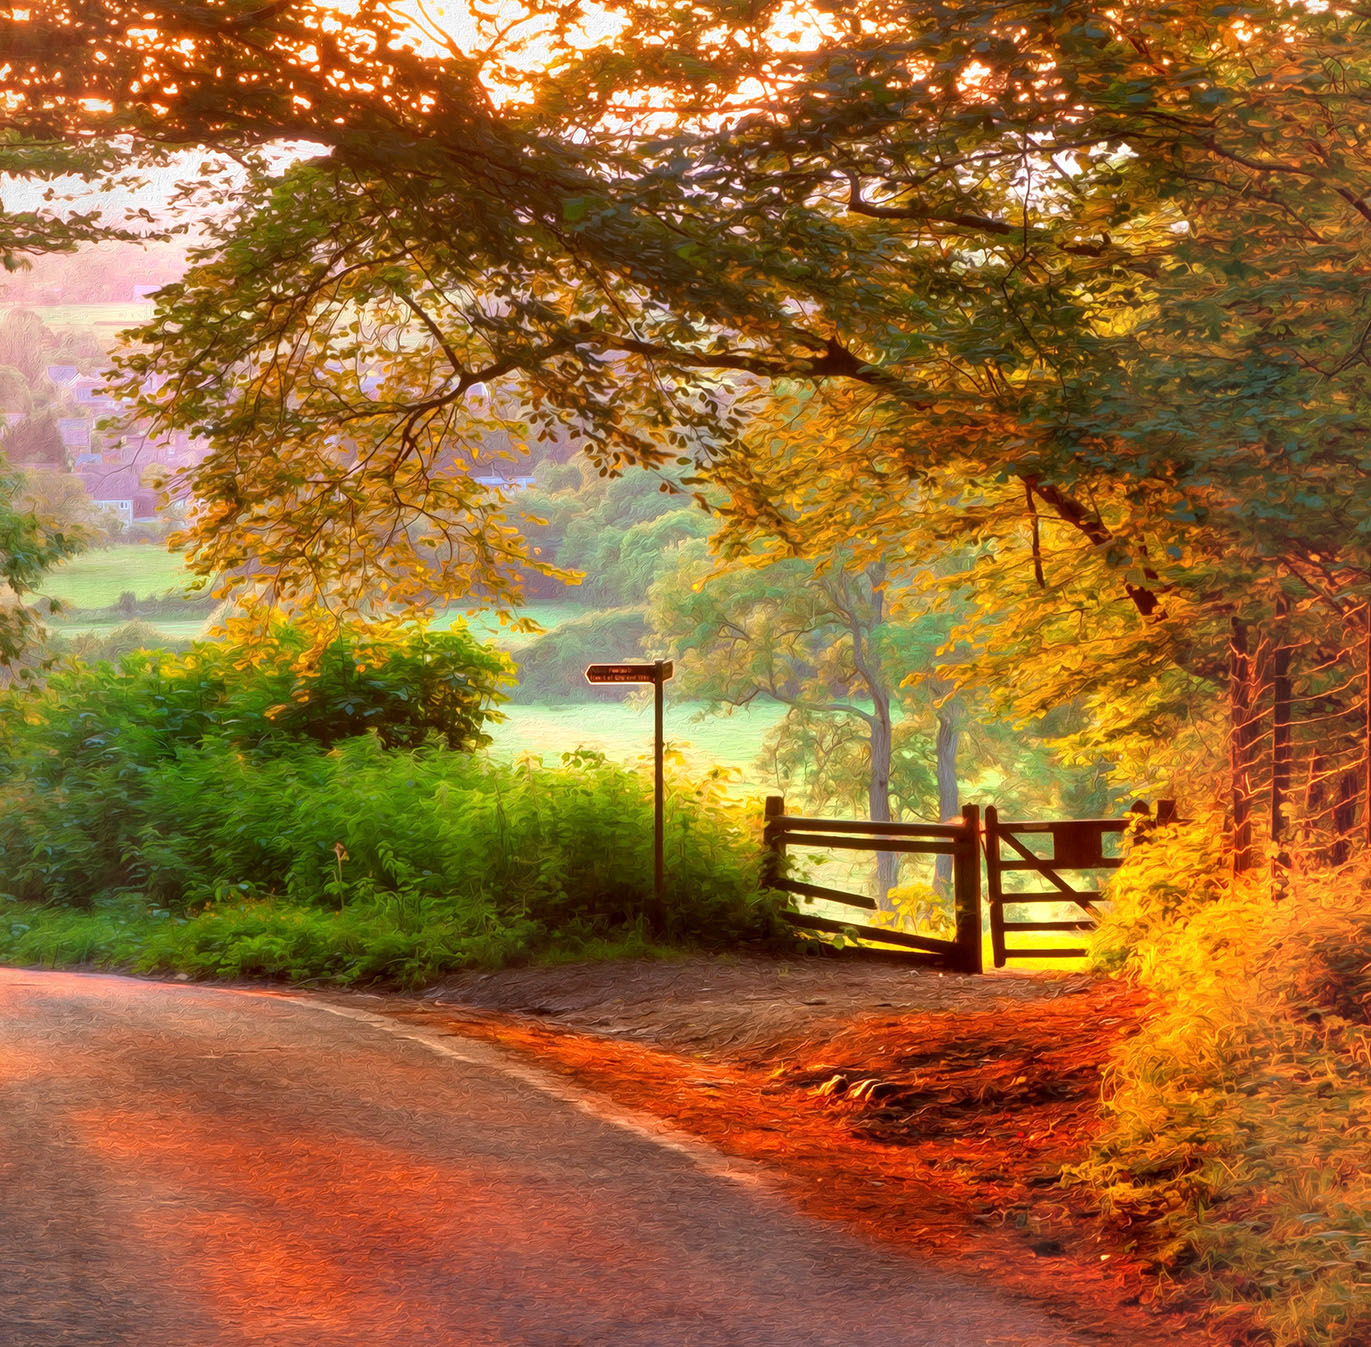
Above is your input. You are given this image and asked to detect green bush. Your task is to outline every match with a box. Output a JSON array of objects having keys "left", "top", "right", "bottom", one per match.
[
  {"left": 0, "top": 744, "right": 786, "bottom": 977},
  {"left": 0, "top": 624, "right": 788, "bottom": 979},
  {"left": 0, "top": 621, "right": 511, "bottom": 784},
  {"left": 128, "top": 739, "right": 777, "bottom": 938},
  {"left": 0, "top": 621, "right": 510, "bottom": 906}
]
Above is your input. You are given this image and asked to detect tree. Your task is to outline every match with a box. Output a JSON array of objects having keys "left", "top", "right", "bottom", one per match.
[
  {"left": 519, "top": 464, "right": 712, "bottom": 607},
  {"left": 9, "top": 0, "right": 1371, "bottom": 848},
  {"left": 0, "top": 454, "right": 85, "bottom": 668},
  {"left": 649, "top": 538, "right": 959, "bottom": 898},
  {"left": 0, "top": 367, "right": 31, "bottom": 417},
  {"left": 0, "top": 310, "right": 54, "bottom": 386},
  {"left": 15, "top": 467, "right": 118, "bottom": 546},
  {"left": 2, "top": 411, "right": 66, "bottom": 469}
]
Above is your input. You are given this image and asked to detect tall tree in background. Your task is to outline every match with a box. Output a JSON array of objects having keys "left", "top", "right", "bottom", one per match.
[
  {"left": 0, "top": 454, "right": 84, "bottom": 669},
  {"left": 649, "top": 540, "right": 956, "bottom": 898}
]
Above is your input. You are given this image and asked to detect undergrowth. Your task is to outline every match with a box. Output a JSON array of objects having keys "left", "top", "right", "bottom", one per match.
[
  {"left": 0, "top": 627, "right": 790, "bottom": 984},
  {"left": 1079, "top": 816, "right": 1371, "bottom": 1347},
  {"left": 0, "top": 739, "right": 787, "bottom": 983},
  {"left": 0, "top": 891, "right": 695, "bottom": 987}
]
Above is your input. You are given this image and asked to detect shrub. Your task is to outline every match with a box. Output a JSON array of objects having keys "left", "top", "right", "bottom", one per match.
[
  {"left": 1074, "top": 827, "right": 1371, "bottom": 1347},
  {"left": 120, "top": 739, "right": 780, "bottom": 941},
  {"left": 0, "top": 621, "right": 511, "bottom": 784},
  {"left": 0, "top": 628, "right": 788, "bottom": 978}
]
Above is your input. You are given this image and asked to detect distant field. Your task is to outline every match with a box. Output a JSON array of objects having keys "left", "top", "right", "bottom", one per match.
[
  {"left": 8, "top": 301, "right": 153, "bottom": 334},
  {"left": 438, "top": 601, "right": 582, "bottom": 648},
  {"left": 39, "top": 546, "right": 198, "bottom": 609},
  {"left": 487, "top": 700, "right": 786, "bottom": 787},
  {"left": 48, "top": 607, "right": 579, "bottom": 648},
  {"left": 39, "top": 547, "right": 584, "bottom": 641}
]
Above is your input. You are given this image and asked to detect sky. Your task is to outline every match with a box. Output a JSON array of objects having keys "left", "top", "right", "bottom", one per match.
[
  {"left": 0, "top": 0, "right": 833, "bottom": 234},
  {"left": 0, "top": 0, "right": 623, "bottom": 225}
]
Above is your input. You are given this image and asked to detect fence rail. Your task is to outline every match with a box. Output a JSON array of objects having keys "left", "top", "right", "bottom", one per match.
[
  {"left": 985, "top": 801, "right": 1175, "bottom": 967},
  {"left": 763, "top": 797, "right": 1176, "bottom": 973},
  {"left": 762, "top": 797, "right": 982, "bottom": 974}
]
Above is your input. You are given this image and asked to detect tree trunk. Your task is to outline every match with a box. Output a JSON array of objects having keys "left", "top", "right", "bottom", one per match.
[
  {"left": 837, "top": 566, "right": 899, "bottom": 902},
  {"left": 1230, "top": 619, "right": 1256, "bottom": 872},
  {"left": 868, "top": 693, "right": 898, "bottom": 900},
  {"left": 933, "top": 698, "right": 961, "bottom": 895}
]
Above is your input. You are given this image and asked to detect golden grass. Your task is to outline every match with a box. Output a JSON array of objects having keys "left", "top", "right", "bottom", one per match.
[{"left": 1078, "top": 819, "right": 1371, "bottom": 1346}]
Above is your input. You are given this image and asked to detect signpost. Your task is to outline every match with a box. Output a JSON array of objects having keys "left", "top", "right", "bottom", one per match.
[{"left": 584, "top": 660, "right": 674, "bottom": 929}]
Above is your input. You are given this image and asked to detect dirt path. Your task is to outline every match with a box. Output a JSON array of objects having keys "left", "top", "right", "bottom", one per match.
[
  {"left": 420, "top": 953, "right": 1069, "bottom": 1056},
  {"left": 328, "top": 954, "right": 1245, "bottom": 1347}
]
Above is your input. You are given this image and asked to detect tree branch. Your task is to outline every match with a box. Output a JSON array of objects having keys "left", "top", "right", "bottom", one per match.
[{"left": 1026, "top": 478, "right": 1163, "bottom": 618}]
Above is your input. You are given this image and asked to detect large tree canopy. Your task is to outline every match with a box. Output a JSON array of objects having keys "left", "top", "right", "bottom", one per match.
[{"left": 5, "top": 0, "right": 1371, "bottom": 841}]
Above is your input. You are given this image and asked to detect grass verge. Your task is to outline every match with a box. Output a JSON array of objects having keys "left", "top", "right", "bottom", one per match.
[{"left": 0, "top": 892, "right": 704, "bottom": 988}]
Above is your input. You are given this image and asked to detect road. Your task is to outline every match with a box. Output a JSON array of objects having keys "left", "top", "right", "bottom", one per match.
[{"left": 0, "top": 968, "right": 1097, "bottom": 1347}]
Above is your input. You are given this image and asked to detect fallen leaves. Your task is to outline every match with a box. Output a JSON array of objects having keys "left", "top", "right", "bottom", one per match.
[{"left": 377, "top": 973, "right": 1243, "bottom": 1346}]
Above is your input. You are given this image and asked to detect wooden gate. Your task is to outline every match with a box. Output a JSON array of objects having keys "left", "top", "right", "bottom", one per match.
[
  {"left": 984, "top": 802, "right": 1175, "bottom": 968},
  {"left": 762, "top": 797, "right": 982, "bottom": 974}
]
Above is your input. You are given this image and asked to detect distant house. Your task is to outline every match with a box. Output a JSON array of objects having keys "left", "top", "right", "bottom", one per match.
[
  {"left": 57, "top": 417, "right": 92, "bottom": 454},
  {"left": 70, "top": 376, "right": 114, "bottom": 410},
  {"left": 123, "top": 425, "right": 208, "bottom": 471},
  {"left": 44, "top": 364, "right": 79, "bottom": 387},
  {"left": 94, "top": 496, "right": 136, "bottom": 525},
  {"left": 79, "top": 464, "right": 159, "bottom": 524}
]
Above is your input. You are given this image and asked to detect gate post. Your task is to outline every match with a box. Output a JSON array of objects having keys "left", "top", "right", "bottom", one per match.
[
  {"left": 984, "top": 804, "right": 1006, "bottom": 968},
  {"left": 954, "top": 804, "right": 983, "bottom": 974},
  {"left": 762, "top": 795, "right": 785, "bottom": 890}
]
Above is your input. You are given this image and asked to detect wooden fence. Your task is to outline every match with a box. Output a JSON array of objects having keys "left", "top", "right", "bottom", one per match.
[
  {"left": 762, "top": 797, "right": 983, "bottom": 974},
  {"left": 763, "top": 796, "right": 1175, "bottom": 973},
  {"left": 984, "top": 801, "right": 1174, "bottom": 968}
]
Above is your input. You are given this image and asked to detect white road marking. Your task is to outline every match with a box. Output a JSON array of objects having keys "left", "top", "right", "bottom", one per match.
[
  {"left": 286, "top": 995, "right": 787, "bottom": 1198},
  {"left": 3, "top": 970, "right": 779, "bottom": 1196}
]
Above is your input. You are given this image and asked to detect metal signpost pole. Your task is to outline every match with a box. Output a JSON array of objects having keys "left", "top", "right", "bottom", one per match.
[
  {"left": 583, "top": 661, "right": 674, "bottom": 934},
  {"left": 653, "top": 660, "right": 665, "bottom": 930}
]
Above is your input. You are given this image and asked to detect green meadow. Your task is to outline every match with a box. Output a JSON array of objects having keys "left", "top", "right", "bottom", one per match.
[
  {"left": 38, "top": 545, "right": 201, "bottom": 609},
  {"left": 490, "top": 699, "right": 785, "bottom": 785}
]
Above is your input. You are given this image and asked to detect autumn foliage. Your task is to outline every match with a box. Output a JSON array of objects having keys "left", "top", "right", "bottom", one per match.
[{"left": 4, "top": 1, "right": 1371, "bottom": 1338}]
